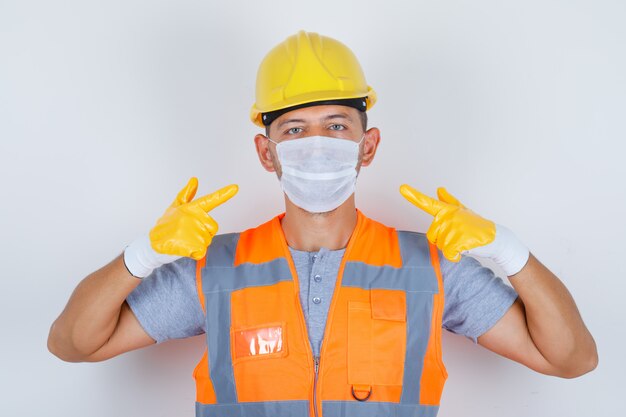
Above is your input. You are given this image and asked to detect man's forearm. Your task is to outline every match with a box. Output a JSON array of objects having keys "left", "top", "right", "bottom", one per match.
[
  {"left": 47, "top": 253, "right": 140, "bottom": 361},
  {"left": 508, "top": 254, "right": 598, "bottom": 377}
]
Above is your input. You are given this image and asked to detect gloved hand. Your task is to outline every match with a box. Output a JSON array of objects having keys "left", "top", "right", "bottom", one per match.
[
  {"left": 399, "top": 184, "right": 529, "bottom": 276},
  {"left": 124, "top": 177, "right": 238, "bottom": 278}
]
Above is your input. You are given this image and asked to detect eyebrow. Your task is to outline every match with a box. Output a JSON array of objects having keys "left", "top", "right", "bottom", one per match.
[{"left": 277, "top": 113, "right": 354, "bottom": 129}]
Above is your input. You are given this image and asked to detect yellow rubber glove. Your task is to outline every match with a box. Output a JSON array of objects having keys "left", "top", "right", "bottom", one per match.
[
  {"left": 400, "top": 184, "right": 495, "bottom": 262},
  {"left": 149, "top": 177, "right": 238, "bottom": 259},
  {"left": 124, "top": 178, "right": 238, "bottom": 278},
  {"left": 400, "top": 184, "right": 529, "bottom": 275}
]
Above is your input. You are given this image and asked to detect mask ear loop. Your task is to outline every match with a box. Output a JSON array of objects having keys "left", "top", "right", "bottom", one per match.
[
  {"left": 265, "top": 136, "right": 282, "bottom": 160},
  {"left": 356, "top": 133, "right": 366, "bottom": 155},
  {"left": 264, "top": 137, "right": 280, "bottom": 166},
  {"left": 356, "top": 132, "right": 367, "bottom": 152}
]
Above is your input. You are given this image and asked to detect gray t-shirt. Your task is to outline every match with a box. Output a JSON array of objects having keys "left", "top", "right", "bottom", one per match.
[{"left": 127, "top": 240, "right": 518, "bottom": 349}]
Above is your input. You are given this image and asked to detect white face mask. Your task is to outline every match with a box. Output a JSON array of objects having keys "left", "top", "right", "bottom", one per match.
[{"left": 267, "top": 134, "right": 364, "bottom": 213}]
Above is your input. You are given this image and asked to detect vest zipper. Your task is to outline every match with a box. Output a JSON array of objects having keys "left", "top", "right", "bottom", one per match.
[
  {"left": 276, "top": 213, "right": 362, "bottom": 417},
  {"left": 313, "top": 355, "right": 320, "bottom": 417},
  {"left": 289, "top": 273, "right": 319, "bottom": 417},
  {"left": 311, "top": 214, "right": 362, "bottom": 417}
]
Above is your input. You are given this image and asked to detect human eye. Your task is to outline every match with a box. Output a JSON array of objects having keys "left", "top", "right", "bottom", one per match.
[
  {"left": 329, "top": 124, "right": 346, "bottom": 131},
  {"left": 286, "top": 127, "right": 303, "bottom": 135}
]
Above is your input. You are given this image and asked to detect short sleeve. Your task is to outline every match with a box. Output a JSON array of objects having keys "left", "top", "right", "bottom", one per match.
[
  {"left": 126, "top": 257, "right": 205, "bottom": 344},
  {"left": 440, "top": 253, "right": 518, "bottom": 343}
]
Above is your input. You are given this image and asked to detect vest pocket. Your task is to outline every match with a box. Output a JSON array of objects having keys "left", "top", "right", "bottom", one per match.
[
  {"left": 230, "top": 322, "right": 288, "bottom": 363},
  {"left": 347, "top": 289, "right": 407, "bottom": 387}
]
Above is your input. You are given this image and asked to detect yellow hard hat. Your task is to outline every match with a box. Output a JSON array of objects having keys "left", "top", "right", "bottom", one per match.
[{"left": 250, "top": 30, "right": 377, "bottom": 127}]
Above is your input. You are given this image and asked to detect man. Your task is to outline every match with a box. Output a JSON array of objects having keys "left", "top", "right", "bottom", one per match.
[{"left": 48, "top": 30, "right": 597, "bottom": 416}]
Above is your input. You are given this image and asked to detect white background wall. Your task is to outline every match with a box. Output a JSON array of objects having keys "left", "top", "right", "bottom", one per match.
[{"left": 1, "top": 0, "right": 624, "bottom": 415}]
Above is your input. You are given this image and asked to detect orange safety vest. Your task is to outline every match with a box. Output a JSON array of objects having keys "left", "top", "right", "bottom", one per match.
[{"left": 193, "top": 209, "right": 447, "bottom": 417}]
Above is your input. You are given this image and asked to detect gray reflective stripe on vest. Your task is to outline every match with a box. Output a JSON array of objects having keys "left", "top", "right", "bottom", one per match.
[
  {"left": 341, "top": 263, "right": 438, "bottom": 292},
  {"left": 342, "top": 231, "right": 439, "bottom": 405},
  {"left": 204, "top": 290, "right": 236, "bottom": 403},
  {"left": 341, "top": 231, "right": 438, "bottom": 292},
  {"left": 322, "top": 401, "right": 439, "bottom": 417},
  {"left": 402, "top": 292, "right": 434, "bottom": 404},
  {"left": 397, "top": 230, "right": 435, "bottom": 269},
  {"left": 196, "top": 400, "right": 309, "bottom": 417},
  {"left": 203, "top": 259, "right": 293, "bottom": 292},
  {"left": 201, "top": 233, "right": 294, "bottom": 404},
  {"left": 398, "top": 231, "right": 439, "bottom": 405}
]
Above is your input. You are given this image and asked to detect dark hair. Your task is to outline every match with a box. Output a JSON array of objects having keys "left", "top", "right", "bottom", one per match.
[{"left": 265, "top": 110, "right": 368, "bottom": 137}]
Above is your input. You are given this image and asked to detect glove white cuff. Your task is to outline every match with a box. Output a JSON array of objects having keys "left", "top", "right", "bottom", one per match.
[
  {"left": 123, "top": 234, "right": 181, "bottom": 278},
  {"left": 465, "top": 224, "right": 530, "bottom": 276}
]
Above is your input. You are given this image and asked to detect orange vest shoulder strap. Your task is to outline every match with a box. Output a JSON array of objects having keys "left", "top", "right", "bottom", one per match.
[{"left": 195, "top": 255, "right": 207, "bottom": 313}]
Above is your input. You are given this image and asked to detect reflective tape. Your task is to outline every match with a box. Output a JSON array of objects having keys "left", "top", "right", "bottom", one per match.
[
  {"left": 322, "top": 401, "right": 439, "bottom": 417},
  {"left": 196, "top": 400, "right": 310, "bottom": 417}
]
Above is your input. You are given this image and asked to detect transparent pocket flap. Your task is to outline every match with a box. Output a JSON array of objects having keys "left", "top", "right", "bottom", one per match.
[{"left": 231, "top": 323, "right": 287, "bottom": 361}]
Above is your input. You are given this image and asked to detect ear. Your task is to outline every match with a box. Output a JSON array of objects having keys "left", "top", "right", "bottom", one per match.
[
  {"left": 360, "top": 127, "right": 381, "bottom": 167},
  {"left": 254, "top": 133, "right": 277, "bottom": 172}
]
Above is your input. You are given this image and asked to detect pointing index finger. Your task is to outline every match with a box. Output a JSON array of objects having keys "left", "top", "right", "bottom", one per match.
[
  {"left": 399, "top": 184, "right": 447, "bottom": 216},
  {"left": 190, "top": 184, "right": 239, "bottom": 213}
]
